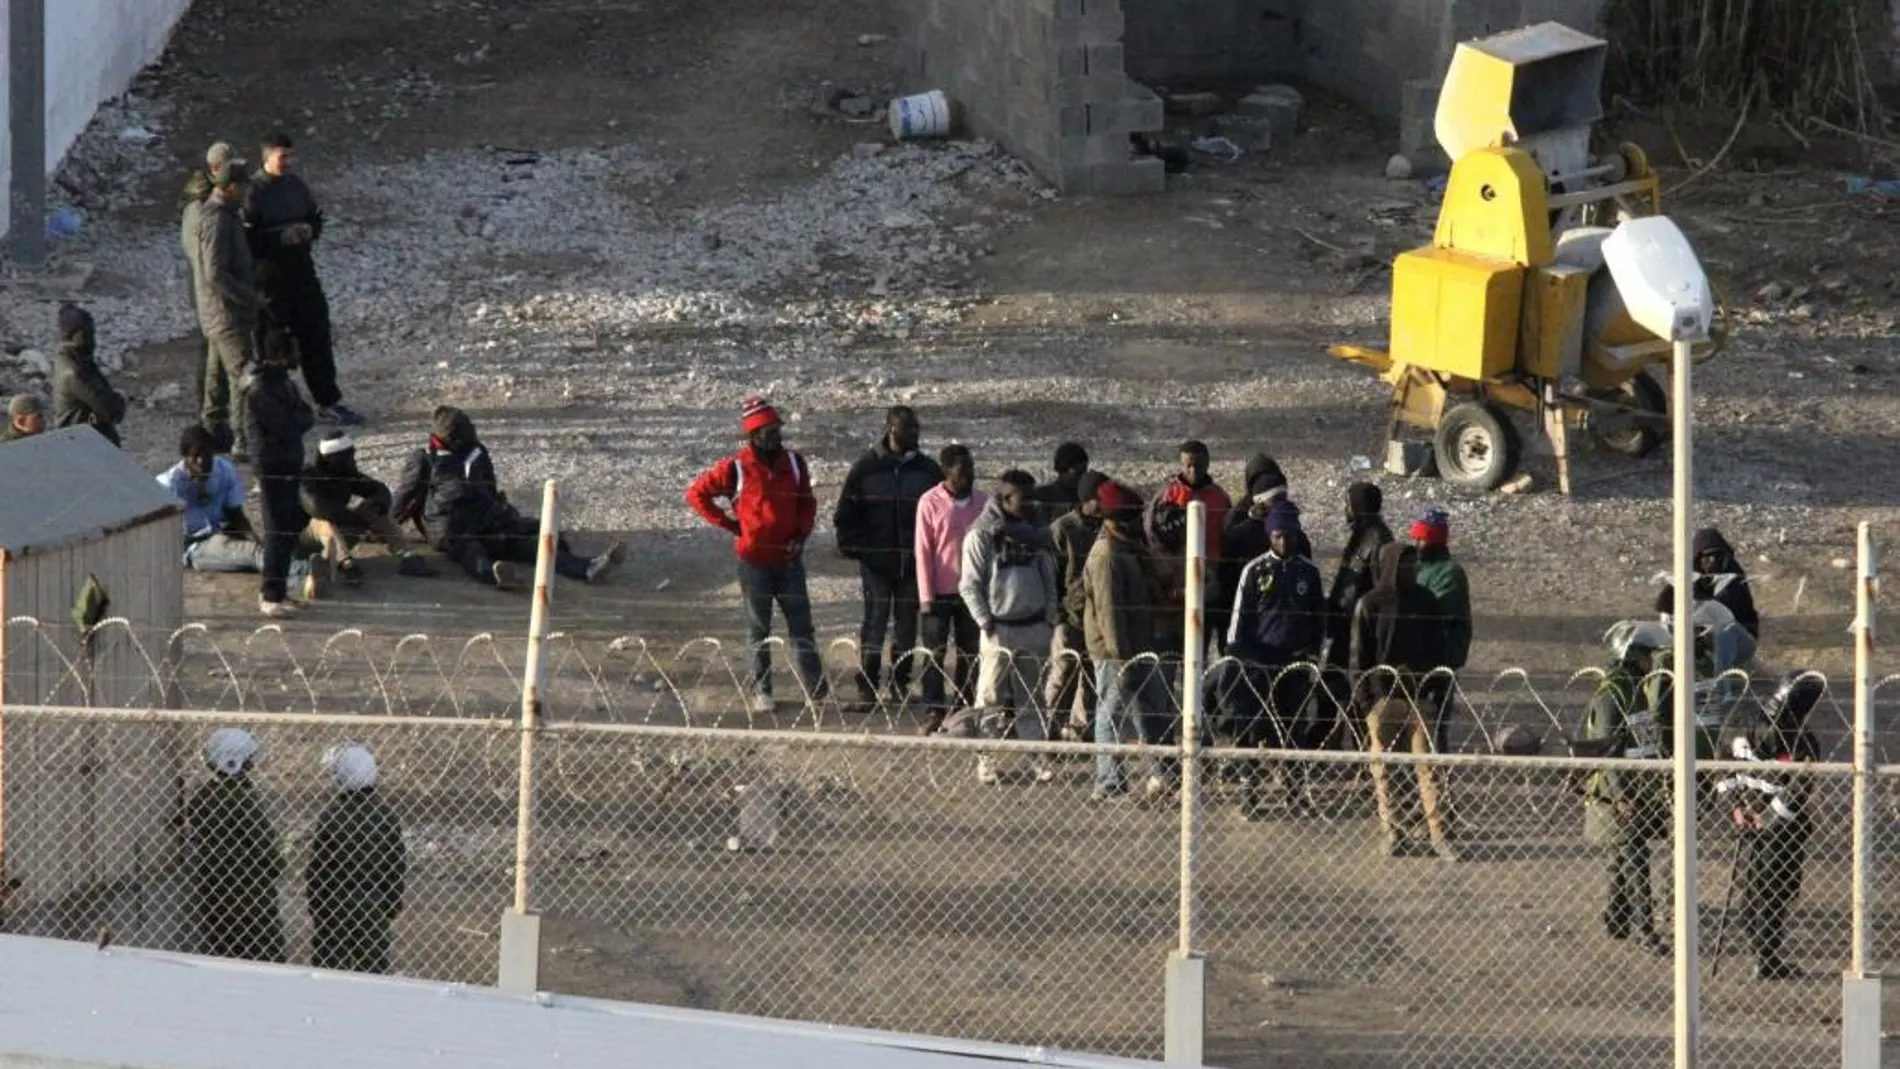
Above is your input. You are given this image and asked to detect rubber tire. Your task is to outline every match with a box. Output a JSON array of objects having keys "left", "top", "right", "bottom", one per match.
[
  {"left": 1588, "top": 371, "right": 1668, "bottom": 458},
  {"left": 1433, "top": 401, "right": 1521, "bottom": 493}
]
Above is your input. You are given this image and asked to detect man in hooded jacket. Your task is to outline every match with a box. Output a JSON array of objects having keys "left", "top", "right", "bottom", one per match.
[
  {"left": 1225, "top": 502, "right": 1325, "bottom": 815},
  {"left": 193, "top": 159, "right": 258, "bottom": 458},
  {"left": 1318, "top": 482, "right": 1392, "bottom": 748},
  {"left": 51, "top": 304, "right": 126, "bottom": 447},
  {"left": 395, "top": 406, "right": 623, "bottom": 591},
  {"left": 833, "top": 406, "right": 941, "bottom": 705},
  {"left": 186, "top": 728, "right": 286, "bottom": 964},
  {"left": 1656, "top": 526, "right": 1760, "bottom": 671},
  {"left": 1085, "top": 481, "right": 1172, "bottom": 799},
  {"left": 1352, "top": 543, "right": 1455, "bottom": 860},
  {"left": 307, "top": 744, "right": 408, "bottom": 974},
  {"left": 960, "top": 469, "right": 1059, "bottom": 784}
]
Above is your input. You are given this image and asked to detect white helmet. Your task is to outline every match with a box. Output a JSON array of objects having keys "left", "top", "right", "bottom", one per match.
[
  {"left": 1604, "top": 619, "right": 1671, "bottom": 663},
  {"left": 205, "top": 728, "right": 261, "bottom": 777},
  {"left": 322, "top": 744, "right": 378, "bottom": 791}
]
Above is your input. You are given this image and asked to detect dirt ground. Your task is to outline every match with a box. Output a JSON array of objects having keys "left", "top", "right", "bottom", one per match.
[{"left": 6, "top": 0, "right": 1900, "bottom": 1063}]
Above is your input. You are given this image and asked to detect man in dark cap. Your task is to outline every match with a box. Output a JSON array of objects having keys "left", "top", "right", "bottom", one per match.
[
  {"left": 193, "top": 158, "right": 257, "bottom": 458},
  {"left": 832, "top": 405, "right": 941, "bottom": 706},
  {"left": 303, "top": 430, "right": 433, "bottom": 583},
  {"left": 1319, "top": 481, "right": 1392, "bottom": 748},
  {"left": 244, "top": 132, "right": 362, "bottom": 427},
  {"left": 687, "top": 396, "right": 826, "bottom": 714},
  {"left": 1656, "top": 526, "right": 1760, "bottom": 670},
  {"left": 1030, "top": 442, "right": 1091, "bottom": 527},
  {"left": 51, "top": 304, "right": 126, "bottom": 447},
  {"left": 395, "top": 405, "right": 624, "bottom": 591},
  {"left": 1, "top": 394, "right": 46, "bottom": 442},
  {"left": 1045, "top": 470, "right": 1107, "bottom": 739},
  {"left": 1224, "top": 502, "right": 1326, "bottom": 815},
  {"left": 1085, "top": 480, "right": 1172, "bottom": 800},
  {"left": 1352, "top": 542, "right": 1454, "bottom": 860},
  {"left": 1220, "top": 454, "right": 1311, "bottom": 598}
]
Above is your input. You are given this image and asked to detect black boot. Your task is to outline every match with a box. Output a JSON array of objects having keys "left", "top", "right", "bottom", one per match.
[
  {"left": 855, "top": 652, "right": 882, "bottom": 706},
  {"left": 1753, "top": 957, "right": 1798, "bottom": 981}
]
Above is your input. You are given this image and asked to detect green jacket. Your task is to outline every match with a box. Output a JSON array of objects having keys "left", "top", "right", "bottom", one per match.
[
  {"left": 1415, "top": 551, "right": 1471, "bottom": 669},
  {"left": 1579, "top": 664, "right": 1667, "bottom": 844},
  {"left": 1642, "top": 646, "right": 1720, "bottom": 759},
  {"left": 185, "top": 775, "right": 286, "bottom": 962},
  {"left": 307, "top": 788, "right": 408, "bottom": 928}
]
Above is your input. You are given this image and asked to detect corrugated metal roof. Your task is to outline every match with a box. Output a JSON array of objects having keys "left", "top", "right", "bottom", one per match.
[{"left": 0, "top": 425, "right": 181, "bottom": 557}]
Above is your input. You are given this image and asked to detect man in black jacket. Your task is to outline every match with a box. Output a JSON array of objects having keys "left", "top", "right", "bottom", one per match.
[
  {"left": 1029, "top": 442, "right": 1090, "bottom": 527},
  {"left": 51, "top": 304, "right": 126, "bottom": 447},
  {"left": 244, "top": 132, "right": 361, "bottom": 426},
  {"left": 1224, "top": 502, "right": 1325, "bottom": 816},
  {"left": 394, "top": 406, "right": 622, "bottom": 590},
  {"left": 832, "top": 405, "right": 942, "bottom": 705},
  {"left": 193, "top": 159, "right": 256, "bottom": 458},
  {"left": 1716, "top": 673, "right": 1824, "bottom": 980},
  {"left": 303, "top": 431, "right": 432, "bottom": 583},
  {"left": 307, "top": 744, "right": 407, "bottom": 974},
  {"left": 242, "top": 267, "right": 320, "bottom": 618},
  {"left": 1318, "top": 481, "right": 1392, "bottom": 748},
  {"left": 1353, "top": 543, "right": 1454, "bottom": 860}
]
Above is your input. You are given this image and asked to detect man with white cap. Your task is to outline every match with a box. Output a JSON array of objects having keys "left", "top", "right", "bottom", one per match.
[
  {"left": 307, "top": 744, "right": 408, "bottom": 974},
  {"left": 303, "top": 429, "right": 433, "bottom": 582},
  {"left": 184, "top": 728, "right": 286, "bottom": 963}
]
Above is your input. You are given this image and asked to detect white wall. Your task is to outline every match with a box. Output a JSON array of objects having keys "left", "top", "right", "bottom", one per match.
[
  {"left": 0, "top": 934, "right": 1165, "bottom": 1069},
  {"left": 0, "top": 0, "right": 195, "bottom": 237}
]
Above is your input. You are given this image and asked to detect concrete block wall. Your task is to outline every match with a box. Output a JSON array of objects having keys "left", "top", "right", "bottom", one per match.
[
  {"left": 0, "top": 0, "right": 196, "bottom": 238},
  {"left": 1121, "top": 0, "right": 1302, "bottom": 86},
  {"left": 904, "top": 0, "right": 1164, "bottom": 195}
]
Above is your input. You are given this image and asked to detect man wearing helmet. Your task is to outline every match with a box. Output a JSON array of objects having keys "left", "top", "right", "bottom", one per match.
[
  {"left": 1578, "top": 622, "right": 1672, "bottom": 956},
  {"left": 1715, "top": 673, "right": 1824, "bottom": 980},
  {"left": 306, "top": 744, "right": 408, "bottom": 974},
  {"left": 184, "top": 729, "right": 286, "bottom": 963}
]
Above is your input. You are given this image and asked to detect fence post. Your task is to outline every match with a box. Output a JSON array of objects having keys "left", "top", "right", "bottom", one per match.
[
  {"left": 499, "top": 480, "right": 557, "bottom": 994},
  {"left": 1843, "top": 521, "right": 1881, "bottom": 1069},
  {"left": 1166, "top": 501, "right": 1206, "bottom": 1067},
  {"left": 1667, "top": 337, "right": 1700, "bottom": 1069}
]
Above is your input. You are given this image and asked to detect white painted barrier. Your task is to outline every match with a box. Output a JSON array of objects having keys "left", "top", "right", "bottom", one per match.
[{"left": 0, "top": 934, "right": 1169, "bottom": 1069}]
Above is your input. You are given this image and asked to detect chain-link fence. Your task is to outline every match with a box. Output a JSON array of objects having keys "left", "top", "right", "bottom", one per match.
[{"left": 1, "top": 616, "right": 1894, "bottom": 1067}]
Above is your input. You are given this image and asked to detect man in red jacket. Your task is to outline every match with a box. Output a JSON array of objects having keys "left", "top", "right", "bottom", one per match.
[{"left": 687, "top": 397, "right": 828, "bottom": 715}]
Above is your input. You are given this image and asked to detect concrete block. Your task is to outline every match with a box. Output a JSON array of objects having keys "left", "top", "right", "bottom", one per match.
[
  {"left": 1088, "top": 157, "right": 1168, "bottom": 196},
  {"left": 1236, "top": 83, "right": 1303, "bottom": 145}
]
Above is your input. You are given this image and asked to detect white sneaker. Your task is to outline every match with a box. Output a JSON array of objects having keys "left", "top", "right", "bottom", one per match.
[
  {"left": 259, "top": 598, "right": 298, "bottom": 619},
  {"left": 586, "top": 541, "right": 626, "bottom": 582},
  {"left": 1145, "top": 774, "right": 1173, "bottom": 800},
  {"left": 1029, "top": 757, "right": 1056, "bottom": 783},
  {"left": 747, "top": 693, "right": 775, "bottom": 715},
  {"left": 976, "top": 755, "right": 999, "bottom": 785}
]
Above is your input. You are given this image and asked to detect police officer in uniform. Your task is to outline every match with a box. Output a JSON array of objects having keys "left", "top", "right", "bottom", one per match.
[
  {"left": 1716, "top": 672, "right": 1824, "bottom": 980},
  {"left": 1579, "top": 621, "right": 1672, "bottom": 956}
]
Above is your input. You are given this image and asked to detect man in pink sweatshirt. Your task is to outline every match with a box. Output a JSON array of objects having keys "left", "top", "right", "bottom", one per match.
[{"left": 914, "top": 444, "right": 988, "bottom": 733}]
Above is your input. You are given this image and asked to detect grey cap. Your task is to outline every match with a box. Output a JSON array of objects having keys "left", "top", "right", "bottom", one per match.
[
  {"left": 210, "top": 160, "right": 251, "bottom": 189},
  {"left": 8, "top": 393, "right": 44, "bottom": 418},
  {"left": 206, "top": 141, "right": 236, "bottom": 167}
]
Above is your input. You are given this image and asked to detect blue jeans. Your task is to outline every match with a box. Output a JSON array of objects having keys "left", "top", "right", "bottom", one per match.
[
  {"left": 738, "top": 559, "right": 824, "bottom": 697},
  {"left": 184, "top": 534, "right": 311, "bottom": 582},
  {"left": 1093, "top": 658, "right": 1174, "bottom": 791}
]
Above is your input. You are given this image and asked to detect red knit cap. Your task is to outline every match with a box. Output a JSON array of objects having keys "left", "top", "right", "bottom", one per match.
[
  {"left": 1095, "top": 480, "right": 1139, "bottom": 515},
  {"left": 740, "top": 395, "right": 781, "bottom": 434}
]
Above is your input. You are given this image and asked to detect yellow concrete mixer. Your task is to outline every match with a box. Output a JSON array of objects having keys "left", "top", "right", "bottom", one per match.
[{"left": 1329, "top": 22, "right": 1723, "bottom": 493}]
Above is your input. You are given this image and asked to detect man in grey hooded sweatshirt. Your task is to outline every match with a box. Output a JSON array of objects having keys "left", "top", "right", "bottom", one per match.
[{"left": 960, "top": 469, "right": 1059, "bottom": 785}]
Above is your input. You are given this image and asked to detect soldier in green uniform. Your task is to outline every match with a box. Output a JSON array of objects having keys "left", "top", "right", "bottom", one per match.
[
  {"left": 1579, "top": 621, "right": 1672, "bottom": 957},
  {"left": 185, "top": 729, "right": 286, "bottom": 963},
  {"left": 307, "top": 744, "right": 408, "bottom": 974}
]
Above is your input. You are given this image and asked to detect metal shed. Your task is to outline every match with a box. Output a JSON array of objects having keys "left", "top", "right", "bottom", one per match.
[{"left": 0, "top": 425, "right": 187, "bottom": 947}]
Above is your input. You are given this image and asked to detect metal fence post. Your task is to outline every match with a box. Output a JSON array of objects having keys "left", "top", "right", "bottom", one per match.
[
  {"left": 1165, "top": 501, "right": 1206, "bottom": 1066},
  {"left": 1668, "top": 337, "right": 1700, "bottom": 1069},
  {"left": 499, "top": 480, "right": 557, "bottom": 994},
  {"left": 1843, "top": 521, "right": 1881, "bottom": 1069},
  {"left": 7, "top": 0, "right": 47, "bottom": 266}
]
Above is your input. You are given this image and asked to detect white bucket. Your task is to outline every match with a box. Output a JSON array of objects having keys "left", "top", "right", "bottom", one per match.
[{"left": 890, "top": 90, "right": 951, "bottom": 139}]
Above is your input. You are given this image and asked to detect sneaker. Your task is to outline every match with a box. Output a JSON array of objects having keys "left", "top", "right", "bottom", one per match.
[
  {"left": 259, "top": 598, "right": 298, "bottom": 618},
  {"left": 336, "top": 558, "right": 365, "bottom": 587},
  {"left": 585, "top": 541, "right": 626, "bottom": 582},
  {"left": 976, "top": 755, "right": 1000, "bottom": 785},
  {"left": 300, "top": 553, "right": 334, "bottom": 601},
  {"left": 491, "top": 561, "right": 520, "bottom": 590},
  {"left": 396, "top": 553, "right": 435, "bottom": 578},
  {"left": 1430, "top": 839, "right": 1462, "bottom": 864},
  {"left": 1634, "top": 929, "right": 1671, "bottom": 958},
  {"left": 1381, "top": 828, "right": 1407, "bottom": 858},
  {"left": 854, "top": 680, "right": 880, "bottom": 707},
  {"left": 1144, "top": 774, "right": 1174, "bottom": 801},
  {"left": 1090, "top": 783, "right": 1129, "bottom": 803},
  {"left": 748, "top": 692, "right": 775, "bottom": 716},
  {"left": 1029, "top": 756, "right": 1056, "bottom": 783},
  {"left": 318, "top": 404, "right": 367, "bottom": 427}
]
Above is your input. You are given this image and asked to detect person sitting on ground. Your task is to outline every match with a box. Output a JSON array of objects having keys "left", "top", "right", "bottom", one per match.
[
  {"left": 1, "top": 394, "right": 46, "bottom": 443},
  {"left": 1655, "top": 526, "right": 1760, "bottom": 669},
  {"left": 158, "top": 424, "right": 326, "bottom": 596},
  {"left": 302, "top": 431, "right": 433, "bottom": 583},
  {"left": 51, "top": 303, "right": 127, "bottom": 448},
  {"left": 394, "top": 405, "right": 623, "bottom": 591}
]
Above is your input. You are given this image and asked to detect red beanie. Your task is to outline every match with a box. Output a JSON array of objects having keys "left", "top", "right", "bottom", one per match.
[
  {"left": 1096, "top": 480, "right": 1139, "bottom": 515},
  {"left": 740, "top": 395, "right": 781, "bottom": 434}
]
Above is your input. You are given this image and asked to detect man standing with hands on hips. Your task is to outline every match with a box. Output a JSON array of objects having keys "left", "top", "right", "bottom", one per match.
[{"left": 688, "top": 397, "right": 828, "bottom": 715}]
